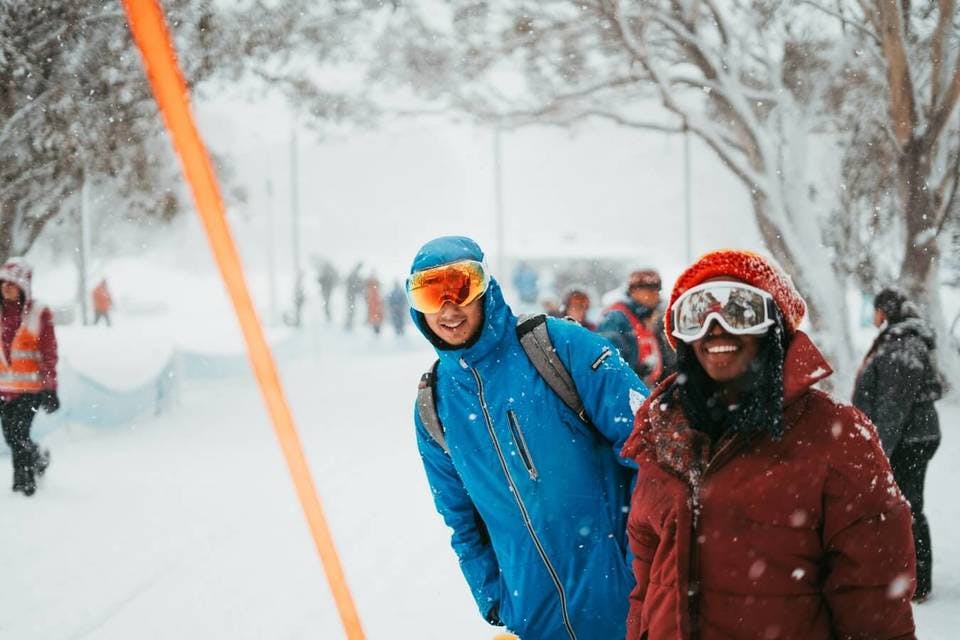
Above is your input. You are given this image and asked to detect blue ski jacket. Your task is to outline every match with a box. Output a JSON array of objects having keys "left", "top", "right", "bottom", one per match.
[{"left": 411, "top": 237, "right": 648, "bottom": 640}]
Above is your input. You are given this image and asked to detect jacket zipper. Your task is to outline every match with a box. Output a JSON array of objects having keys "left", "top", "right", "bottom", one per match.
[
  {"left": 688, "top": 435, "right": 741, "bottom": 637},
  {"left": 507, "top": 410, "right": 539, "bottom": 480},
  {"left": 471, "top": 368, "right": 577, "bottom": 640}
]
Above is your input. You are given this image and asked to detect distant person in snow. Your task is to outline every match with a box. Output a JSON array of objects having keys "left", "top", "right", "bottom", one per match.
[
  {"left": 854, "top": 286, "right": 943, "bottom": 603},
  {"left": 560, "top": 287, "right": 595, "bottom": 331},
  {"left": 289, "top": 270, "right": 305, "bottom": 328},
  {"left": 598, "top": 269, "right": 665, "bottom": 388},
  {"left": 0, "top": 258, "right": 59, "bottom": 497},
  {"left": 622, "top": 250, "right": 917, "bottom": 639},
  {"left": 343, "top": 262, "right": 363, "bottom": 331},
  {"left": 539, "top": 293, "right": 562, "bottom": 318},
  {"left": 407, "top": 236, "right": 647, "bottom": 639},
  {"left": 386, "top": 281, "right": 407, "bottom": 336},
  {"left": 92, "top": 278, "right": 113, "bottom": 326},
  {"left": 511, "top": 260, "right": 539, "bottom": 305},
  {"left": 314, "top": 258, "right": 339, "bottom": 323},
  {"left": 365, "top": 274, "right": 384, "bottom": 336}
]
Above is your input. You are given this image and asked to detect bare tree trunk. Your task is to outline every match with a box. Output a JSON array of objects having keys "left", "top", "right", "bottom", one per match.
[
  {"left": 898, "top": 146, "right": 940, "bottom": 301},
  {"left": 750, "top": 196, "right": 856, "bottom": 393}
]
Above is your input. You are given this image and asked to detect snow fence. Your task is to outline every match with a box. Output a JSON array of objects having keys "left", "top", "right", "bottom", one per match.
[{"left": 29, "top": 332, "right": 305, "bottom": 439}]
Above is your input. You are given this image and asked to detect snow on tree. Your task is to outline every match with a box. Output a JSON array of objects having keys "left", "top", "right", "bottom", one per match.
[
  {"left": 367, "top": 0, "right": 960, "bottom": 383},
  {"left": 367, "top": 0, "right": 854, "bottom": 378},
  {"left": 815, "top": 0, "right": 960, "bottom": 372},
  {"left": 0, "top": 0, "right": 376, "bottom": 264}
]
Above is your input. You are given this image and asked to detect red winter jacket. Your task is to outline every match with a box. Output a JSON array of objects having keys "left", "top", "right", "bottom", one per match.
[
  {"left": 622, "top": 332, "right": 916, "bottom": 640},
  {"left": 1, "top": 300, "right": 58, "bottom": 402}
]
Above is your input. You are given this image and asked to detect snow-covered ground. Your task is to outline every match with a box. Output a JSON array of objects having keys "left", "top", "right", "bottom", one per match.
[{"left": 1, "top": 316, "right": 957, "bottom": 638}]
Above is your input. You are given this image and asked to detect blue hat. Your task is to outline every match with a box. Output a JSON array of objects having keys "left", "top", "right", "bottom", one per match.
[{"left": 410, "top": 236, "right": 485, "bottom": 274}]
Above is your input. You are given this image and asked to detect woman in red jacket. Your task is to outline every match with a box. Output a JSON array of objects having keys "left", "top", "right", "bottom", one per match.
[
  {"left": 622, "top": 250, "right": 916, "bottom": 640},
  {"left": 0, "top": 258, "right": 59, "bottom": 496}
]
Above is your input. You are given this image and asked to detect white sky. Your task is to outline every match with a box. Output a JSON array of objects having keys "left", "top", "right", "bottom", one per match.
[{"left": 193, "top": 93, "right": 762, "bottom": 286}]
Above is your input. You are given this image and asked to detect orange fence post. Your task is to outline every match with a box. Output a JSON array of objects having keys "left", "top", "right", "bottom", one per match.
[{"left": 119, "top": 2, "right": 365, "bottom": 638}]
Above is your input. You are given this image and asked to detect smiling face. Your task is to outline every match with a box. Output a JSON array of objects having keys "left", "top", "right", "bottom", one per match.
[
  {"left": 692, "top": 322, "right": 763, "bottom": 384},
  {"left": 686, "top": 277, "right": 767, "bottom": 386},
  {"left": 629, "top": 285, "right": 660, "bottom": 308},
  {"left": 1, "top": 282, "right": 20, "bottom": 302},
  {"left": 564, "top": 293, "right": 589, "bottom": 323},
  {"left": 423, "top": 297, "right": 484, "bottom": 346}
]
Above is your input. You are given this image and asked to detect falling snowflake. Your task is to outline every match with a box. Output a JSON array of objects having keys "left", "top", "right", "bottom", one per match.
[
  {"left": 748, "top": 559, "right": 767, "bottom": 580},
  {"left": 887, "top": 574, "right": 912, "bottom": 599}
]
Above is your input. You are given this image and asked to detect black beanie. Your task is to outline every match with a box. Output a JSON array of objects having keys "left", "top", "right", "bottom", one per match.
[{"left": 874, "top": 287, "right": 916, "bottom": 324}]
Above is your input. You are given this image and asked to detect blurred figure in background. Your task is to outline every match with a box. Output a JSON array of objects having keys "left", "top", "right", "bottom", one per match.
[
  {"left": 343, "top": 262, "right": 364, "bottom": 331},
  {"left": 0, "top": 258, "right": 59, "bottom": 496},
  {"left": 540, "top": 294, "right": 562, "bottom": 318},
  {"left": 283, "top": 271, "right": 307, "bottom": 327},
  {"left": 853, "top": 286, "right": 943, "bottom": 602},
  {"left": 598, "top": 269, "right": 664, "bottom": 388},
  {"left": 92, "top": 278, "right": 113, "bottom": 327},
  {"left": 651, "top": 304, "right": 676, "bottom": 384},
  {"left": 560, "top": 287, "right": 595, "bottom": 330},
  {"left": 315, "top": 258, "right": 339, "bottom": 323},
  {"left": 511, "top": 260, "right": 539, "bottom": 305},
  {"left": 365, "top": 274, "right": 384, "bottom": 336},
  {"left": 387, "top": 280, "right": 408, "bottom": 336}
]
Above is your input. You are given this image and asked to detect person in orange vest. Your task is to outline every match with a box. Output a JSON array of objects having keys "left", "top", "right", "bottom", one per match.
[
  {"left": 598, "top": 269, "right": 665, "bottom": 388},
  {"left": 92, "top": 278, "right": 113, "bottom": 326},
  {"left": 560, "top": 287, "right": 596, "bottom": 331},
  {"left": 0, "top": 258, "right": 59, "bottom": 496},
  {"left": 365, "top": 274, "right": 384, "bottom": 336}
]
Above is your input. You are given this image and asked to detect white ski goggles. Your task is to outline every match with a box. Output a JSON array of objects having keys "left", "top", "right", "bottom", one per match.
[{"left": 671, "top": 281, "right": 775, "bottom": 343}]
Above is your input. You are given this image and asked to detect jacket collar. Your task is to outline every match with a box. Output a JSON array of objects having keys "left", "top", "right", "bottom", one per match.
[{"left": 781, "top": 331, "right": 832, "bottom": 406}]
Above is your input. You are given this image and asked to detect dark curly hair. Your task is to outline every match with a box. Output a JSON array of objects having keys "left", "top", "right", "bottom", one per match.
[
  {"left": 667, "top": 304, "right": 789, "bottom": 442},
  {"left": 874, "top": 286, "right": 920, "bottom": 325}
]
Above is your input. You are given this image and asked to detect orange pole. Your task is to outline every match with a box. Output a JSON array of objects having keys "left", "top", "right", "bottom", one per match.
[{"left": 120, "top": 2, "right": 365, "bottom": 638}]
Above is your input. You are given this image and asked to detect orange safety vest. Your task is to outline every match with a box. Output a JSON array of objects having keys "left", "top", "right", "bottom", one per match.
[{"left": 0, "top": 304, "right": 44, "bottom": 394}]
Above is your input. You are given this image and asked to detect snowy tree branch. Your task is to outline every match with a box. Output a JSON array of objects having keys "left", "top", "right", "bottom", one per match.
[
  {"left": 798, "top": 0, "right": 882, "bottom": 46},
  {"left": 876, "top": 0, "right": 919, "bottom": 147},
  {"left": 612, "top": 2, "right": 766, "bottom": 189},
  {"left": 924, "top": 55, "right": 960, "bottom": 149},
  {"left": 933, "top": 143, "right": 960, "bottom": 235},
  {"left": 929, "top": 0, "right": 956, "bottom": 105}
]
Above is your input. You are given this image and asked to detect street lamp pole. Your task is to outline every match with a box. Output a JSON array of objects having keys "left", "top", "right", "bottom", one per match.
[
  {"left": 493, "top": 125, "right": 505, "bottom": 278},
  {"left": 683, "top": 118, "right": 693, "bottom": 264},
  {"left": 266, "top": 177, "right": 277, "bottom": 325},
  {"left": 290, "top": 117, "right": 302, "bottom": 327}
]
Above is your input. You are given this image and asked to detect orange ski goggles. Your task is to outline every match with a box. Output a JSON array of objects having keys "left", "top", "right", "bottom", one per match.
[{"left": 406, "top": 259, "right": 490, "bottom": 314}]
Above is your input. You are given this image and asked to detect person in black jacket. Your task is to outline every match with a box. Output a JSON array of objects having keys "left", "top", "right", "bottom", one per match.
[{"left": 853, "top": 286, "right": 943, "bottom": 602}]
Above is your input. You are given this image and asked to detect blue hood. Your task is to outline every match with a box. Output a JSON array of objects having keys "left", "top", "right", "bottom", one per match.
[
  {"left": 409, "top": 235, "right": 485, "bottom": 273},
  {"left": 408, "top": 236, "right": 513, "bottom": 367}
]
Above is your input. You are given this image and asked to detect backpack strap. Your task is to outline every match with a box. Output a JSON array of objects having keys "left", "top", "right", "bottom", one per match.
[
  {"left": 417, "top": 360, "right": 449, "bottom": 454},
  {"left": 516, "top": 314, "right": 592, "bottom": 427}
]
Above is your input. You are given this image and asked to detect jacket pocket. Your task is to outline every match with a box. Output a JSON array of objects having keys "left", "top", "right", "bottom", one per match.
[{"left": 506, "top": 410, "right": 538, "bottom": 480}]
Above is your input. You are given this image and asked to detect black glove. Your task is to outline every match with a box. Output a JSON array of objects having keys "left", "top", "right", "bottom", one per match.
[{"left": 39, "top": 390, "right": 60, "bottom": 414}]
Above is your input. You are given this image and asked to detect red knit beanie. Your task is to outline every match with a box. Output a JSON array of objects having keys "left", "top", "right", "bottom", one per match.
[{"left": 664, "top": 250, "right": 806, "bottom": 348}]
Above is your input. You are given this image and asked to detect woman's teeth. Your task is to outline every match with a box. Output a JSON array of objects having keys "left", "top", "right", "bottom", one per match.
[
  {"left": 707, "top": 345, "right": 738, "bottom": 354},
  {"left": 441, "top": 319, "right": 465, "bottom": 329}
]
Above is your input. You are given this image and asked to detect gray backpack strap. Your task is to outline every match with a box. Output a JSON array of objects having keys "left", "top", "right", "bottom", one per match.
[
  {"left": 516, "top": 314, "right": 591, "bottom": 426},
  {"left": 417, "top": 360, "right": 449, "bottom": 454}
]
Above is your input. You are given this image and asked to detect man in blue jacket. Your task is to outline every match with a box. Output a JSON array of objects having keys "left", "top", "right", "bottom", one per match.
[{"left": 408, "top": 236, "right": 647, "bottom": 640}]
